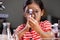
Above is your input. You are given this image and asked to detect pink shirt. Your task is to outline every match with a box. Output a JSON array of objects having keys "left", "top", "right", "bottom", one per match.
[{"left": 16, "top": 20, "right": 52, "bottom": 40}]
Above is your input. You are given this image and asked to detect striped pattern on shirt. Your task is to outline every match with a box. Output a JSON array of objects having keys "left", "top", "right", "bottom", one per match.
[{"left": 16, "top": 20, "right": 52, "bottom": 40}]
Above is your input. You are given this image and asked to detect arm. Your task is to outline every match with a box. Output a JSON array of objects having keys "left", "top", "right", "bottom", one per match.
[
  {"left": 14, "top": 21, "right": 30, "bottom": 40},
  {"left": 28, "top": 16, "right": 55, "bottom": 39},
  {"left": 33, "top": 26, "right": 54, "bottom": 40},
  {"left": 33, "top": 25, "right": 54, "bottom": 38},
  {"left": 17, "top": 25, "right": 29, "bottom": 40}
]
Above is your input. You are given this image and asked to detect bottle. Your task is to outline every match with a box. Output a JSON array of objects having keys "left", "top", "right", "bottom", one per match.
[
  {"left": 6, "top": 22, "right": 11, "bottom": 40},
  {"left": 2, "top": 22, "right": 8, "bottom": 40},
  {"left": 2, "top": 22, "right": 7, "bottom": 34}
]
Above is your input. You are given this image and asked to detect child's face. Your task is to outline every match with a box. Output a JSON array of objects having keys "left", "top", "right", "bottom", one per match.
[{"left": 24, "top": 3, "right": 44, "bottom": 22}]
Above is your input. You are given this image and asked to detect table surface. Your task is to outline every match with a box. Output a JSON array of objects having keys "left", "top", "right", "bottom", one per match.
[
  {"left": 0, "top": 34, "right": 15, "bottom": 40},
  {"left": 0, "top": 34, "right": 60, "bottom": 40}
]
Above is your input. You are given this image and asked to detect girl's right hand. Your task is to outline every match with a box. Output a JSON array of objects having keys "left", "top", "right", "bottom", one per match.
[{"left": 13, "top": 20, "right": 30, "bottom": 40}]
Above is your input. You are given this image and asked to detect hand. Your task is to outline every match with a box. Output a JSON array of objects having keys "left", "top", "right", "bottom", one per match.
[
  {"left": 13, "top": 20, "right": 30, "bottom": 40},
  {"left": 28, "top": 16, "right": 40, "bottom": 32}
]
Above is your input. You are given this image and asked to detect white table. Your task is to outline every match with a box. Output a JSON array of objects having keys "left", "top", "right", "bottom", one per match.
[{"left": 0, "top": 34, "right": 15, "bottom": 40}]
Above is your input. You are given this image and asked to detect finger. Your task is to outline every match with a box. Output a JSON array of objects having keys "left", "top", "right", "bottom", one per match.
[
  {"left": 29, "top": 17, "right": 35, "bottom": 24},
  {"left": 28, "top": 16, "right": 37, "bottom": 23},
  {"left": 26, "top": 19, "right": 31, "bottom": 28},
  {"left": 28, "top": 18, "right": 37, "bottom": 28},
  {"left": 28, "top": 20, "right": 35, "bottom": 29},
  {"left": 27, "top": 22, "right": 31, "bottom": 27},
  {"left": 29, "top": 16, "right": 35, "bottom": 21}
]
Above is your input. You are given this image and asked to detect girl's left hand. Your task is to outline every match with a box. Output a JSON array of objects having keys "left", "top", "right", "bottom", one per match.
[{"left": 28, "top": 16, "right": 40, "bottom": 31}]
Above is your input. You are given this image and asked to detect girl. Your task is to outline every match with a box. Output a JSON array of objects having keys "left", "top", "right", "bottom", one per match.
[{"left": 15, "top": 0, "right": 54, "bottom": 40}]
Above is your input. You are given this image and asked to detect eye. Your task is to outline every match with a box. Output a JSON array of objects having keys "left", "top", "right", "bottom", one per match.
[
  {"left": 36, "top": 11, "right": 38, "bottom": 13},
  {"left": 34, "top": 10, "right": 38, "bottom": 13}
]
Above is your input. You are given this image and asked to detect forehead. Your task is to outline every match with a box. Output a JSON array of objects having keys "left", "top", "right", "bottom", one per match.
[{"left": 27, "top": 3, "right": 41, "bottom": 10}]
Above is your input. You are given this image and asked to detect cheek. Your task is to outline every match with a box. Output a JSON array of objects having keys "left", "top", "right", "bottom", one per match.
[
  {"left": 36, "top": 12, "right": 42, "bottom": 21},
  {"left": 38, "top": 11, "right": 43, "bottom": 17},
  {"left": 37, "top": 12, "right": 41, "bottom": 17}
]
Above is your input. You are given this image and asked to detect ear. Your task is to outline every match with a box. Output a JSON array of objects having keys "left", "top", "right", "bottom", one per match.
[{"left": 41, "top": 9, "right": 44, "bottom": 16}]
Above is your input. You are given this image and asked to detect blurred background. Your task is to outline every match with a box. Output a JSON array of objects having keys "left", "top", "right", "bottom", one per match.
[{"left": 0, "top": 0, "right": 60, "bottom": 35}]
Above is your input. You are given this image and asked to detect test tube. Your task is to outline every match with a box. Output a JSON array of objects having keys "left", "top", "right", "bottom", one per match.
[{"left": 29, "top": 9, "right": 33, "bottom": 17}]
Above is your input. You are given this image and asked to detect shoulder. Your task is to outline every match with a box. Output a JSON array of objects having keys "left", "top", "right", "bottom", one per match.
[
  {"left": 16, "top": 24, "right": 26, "bottom": 32},
  {"left": 39, "top": 20, "right": 52, "bottom": 32},
  {"left": 40, "top": 20, "right": 52, "bottom": 26},
  {"left": 18, "top": 24, "right": 26, "bottom": 28}
]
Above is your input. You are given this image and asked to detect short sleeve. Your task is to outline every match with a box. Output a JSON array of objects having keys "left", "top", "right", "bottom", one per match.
[
  {"left": 40, "top": 20, "right": 52, "bottom": 32},
  {"left": 15, "top": 24, "right": 25, "bottom": 32}
]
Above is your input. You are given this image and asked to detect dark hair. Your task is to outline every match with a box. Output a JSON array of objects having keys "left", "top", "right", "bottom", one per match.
[
  {"left": 23, "top": 0, "right": 44, "bottom": 11},
  {"left": 23, "top": 0, "right": 46, "bottom": 23}
]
